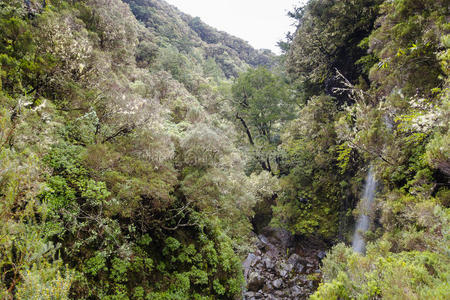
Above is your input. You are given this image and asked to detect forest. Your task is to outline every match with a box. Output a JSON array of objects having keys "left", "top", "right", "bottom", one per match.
[{"left": 0, "top": 0, "right": 448, "bottom": 299}]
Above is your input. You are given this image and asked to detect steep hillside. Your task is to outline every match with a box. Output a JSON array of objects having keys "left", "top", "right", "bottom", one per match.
[
  {"left": 124, "top": 0, "right": 276, "bottom": 78},
  {"left": 0, "top": 0, "right": 448, "bottom": 299},
  {"left": 0, "top": 0, "right": 276, "bottom": 298}
]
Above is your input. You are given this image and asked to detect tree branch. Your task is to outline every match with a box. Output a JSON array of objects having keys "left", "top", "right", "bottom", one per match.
[{"left": 236, "top": 113, "right": 254, "bottom": 145}]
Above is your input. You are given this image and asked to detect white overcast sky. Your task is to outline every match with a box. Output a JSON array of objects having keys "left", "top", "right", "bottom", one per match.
[{"left": 164, "top": 0, "right": 305, "bottom": 54}]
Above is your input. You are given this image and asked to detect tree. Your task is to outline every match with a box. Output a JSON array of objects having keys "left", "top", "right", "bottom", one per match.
[
  {"left": 286, "top": 0, "right": 382, "bottom": 105},
  {"left": 231, "top": 67, "right": 293, "bottom": 174}
]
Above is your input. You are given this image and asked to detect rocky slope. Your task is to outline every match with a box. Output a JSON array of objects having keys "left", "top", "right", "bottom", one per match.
[{"left": 243, "top": 227, "right": 327, "bottom": 299}]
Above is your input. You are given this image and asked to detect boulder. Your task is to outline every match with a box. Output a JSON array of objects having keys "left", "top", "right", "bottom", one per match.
[
  {"left": 260, "top": 227, "right": 293, "bottom": 250},
  {"left": 287, "top": 253, "right": 301, "bottom": 265},
  {"left": 279, "top": 269, "right": 288, "bottom": 278},
  {"left": 291, "top": 285, "right": 302, "bottom": 297},
  {"left": 247, "top": 272, "right": 265, "bottom": 292},
  {"left": 262, "top": 257, "right": 274, "bottom": 270},
  {"left": 285, "top": 263, "right": 294, "bottom": 273},
  {"left": 243, "top": 253, "right": 257, "bottom": 278},
  {"left": 272, "top": 279, "right": 283, "bottom": 289},
  {"left": 317, "top": 250, "right": 327, "bottom": 260},
  {"left": 295, "top": 263, "right": 305, "bottom": 273}
]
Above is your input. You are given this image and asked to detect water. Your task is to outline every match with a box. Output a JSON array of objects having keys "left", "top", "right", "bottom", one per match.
[{"left": 352, "top": 167, "right": 377, "bottom": 254}]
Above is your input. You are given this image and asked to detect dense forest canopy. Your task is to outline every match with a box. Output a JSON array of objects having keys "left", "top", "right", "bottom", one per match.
[{"left": 0, "top": 0, "right": 448, "bottom": 299}]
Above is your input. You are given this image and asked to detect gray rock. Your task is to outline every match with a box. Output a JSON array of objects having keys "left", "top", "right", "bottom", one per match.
[
  {"left": 261, "top": 227, "right": 293, "bottom": 250},
  {"left": 285, "top": 263, "right": 294, "bottom": 273},
  {"left": 317, "top": 250, "right": 327, "bottom": 260},
  {"left": 263, "top": 257, "right": 274, "bottom": 270},
  {"left": 258, "top": 234, "right": 270, "bottom": 246},
  {"left": 295, "top": 263, "right": 305, "bottom": 273},
  {"left": 248, "top": 272, "right": 265, "bottom": 292},
  {"left": 272, "top": 279, "right": 283, "bottom": 289},
  {"left": 288, "top": 253, "right": 301, "bottom": 265},
  {"left": 279, "top": 269, "right": 288, "bottom": 278},
  {"left": 243, "top": 253, "right": 257, "bottom": 278},
  {"left": 251, "top": 256, "right": 261, "bottom": 267},
  {"left": 276, "top": 262, "right": 291, "bottom": 278},
  {"left": 291, "top": 285, "right": 302, "bottom": 297}
]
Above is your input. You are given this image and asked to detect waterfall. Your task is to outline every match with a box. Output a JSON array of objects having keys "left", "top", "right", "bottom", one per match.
[{"left": 352, "top": 166, "right": 377, "bottom": 254}]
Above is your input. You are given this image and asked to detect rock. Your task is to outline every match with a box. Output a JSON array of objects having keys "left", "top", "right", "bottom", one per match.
[
  {"left": 262, "top": 257, "right": 274, "bottom": 270},
  {"left": 288, "top": 253, "right": 301, "bottom": 265},
  {"left": 279, "top": 269, "right": 288, "bottom": 278},
  {"left": 291, "top": 285, "right": 302, "bottom": 297},
  {"left": 260, "top": 227, "right": 293, "bottom": 250},
  {"left": 295, "top": 263, "right": 305, "bottom": 273},
  {"left": 247, "top": 272, "right": 265, "bottom": 292},
  {"left": 243, "top": 253, "right": 257, "bottom": 278},
  {"left": 244, "top": 291, "right": 256, "bottom": 299},
  {"left": 276, "top": 262, "right": 290, "bottom": 278},
  {"left": 317, "top": 250, "right": 327, "bottom": 260},
  {"left": 251, "top": 256, "right": 261, "bottom": 267},
  {"left": 272, "top": 279, "right": 283, "bottom": 289},
  {"left": 298, "top": 275, "right": 308, "bottom": 283},
  {"left": 258, "top": 234, "right": 270, "bottom": 246},
  {"left": 285, "top": 263, "right": 294, "bottom": 273}
]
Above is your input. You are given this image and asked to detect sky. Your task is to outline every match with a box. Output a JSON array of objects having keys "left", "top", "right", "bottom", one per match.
[{"left": 164, "top": 0, "right": 304, "bottom": 54}]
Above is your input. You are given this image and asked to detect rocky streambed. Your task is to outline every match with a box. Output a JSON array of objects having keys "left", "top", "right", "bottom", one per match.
[{"left": 243, "top": 227, "right": 327, "bottom": 300}]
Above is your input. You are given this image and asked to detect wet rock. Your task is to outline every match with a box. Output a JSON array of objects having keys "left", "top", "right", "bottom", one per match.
[{"left": 248, "top": 272, "right": 265, "bottom": 292}]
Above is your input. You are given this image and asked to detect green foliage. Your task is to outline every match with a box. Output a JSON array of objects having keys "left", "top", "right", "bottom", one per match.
[
  {"left": 1, "top": 0, "right": 448, "bottom": 299},
  {"left": 231, "top": 67, "right": 294, "bottom": 173},
  {"left": 287, "top": 0, "right": 382, "bottom": 105},
  {"left": 273, "top": 95, "right": 362, "bottom": 239},
  {"left": 368, "top": 0, "right": 447, "bottom": 98},
  {"left": 312, "top": 242, "right": 450, "bottom": 299}
]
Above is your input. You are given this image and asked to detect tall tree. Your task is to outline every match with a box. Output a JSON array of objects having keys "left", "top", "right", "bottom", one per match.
[{"left": 231, "top": 67, "right": 293, "bottom": 174}]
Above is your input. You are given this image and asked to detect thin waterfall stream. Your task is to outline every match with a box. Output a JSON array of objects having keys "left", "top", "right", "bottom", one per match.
[{"left": 352, "top": 166, "right": 377, "bottom": 254}]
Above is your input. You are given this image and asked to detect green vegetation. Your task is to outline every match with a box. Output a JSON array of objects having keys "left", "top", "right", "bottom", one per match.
[
  {"left": 0, "top": 0, "right": 448, "bottom": 299},
  {"left": 279, "top": 0, "right": 449, "bottom": 298}
]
